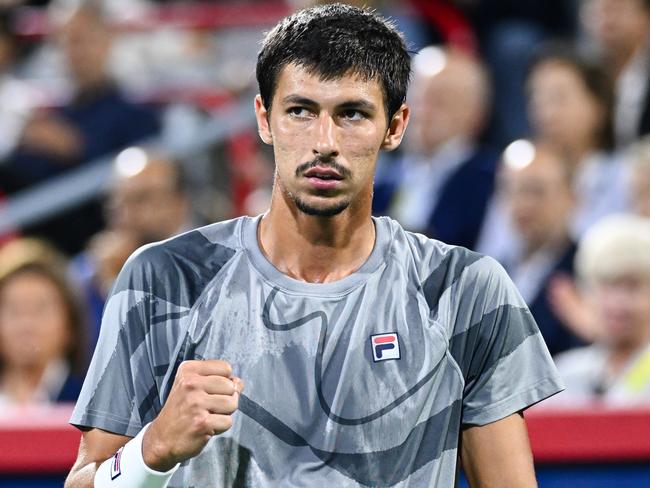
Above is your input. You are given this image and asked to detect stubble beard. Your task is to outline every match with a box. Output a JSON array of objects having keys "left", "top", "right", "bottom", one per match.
[{"left": 289, "top": 190, "right": 351, "bottom": 217}]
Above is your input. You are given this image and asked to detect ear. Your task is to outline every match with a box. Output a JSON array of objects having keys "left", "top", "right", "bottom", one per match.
[
  {"left": 381, "top": 103, "right": 410, "bottom": 151},
  {"left": 255, "top": 94, "right": 273, "bottom": 145}
]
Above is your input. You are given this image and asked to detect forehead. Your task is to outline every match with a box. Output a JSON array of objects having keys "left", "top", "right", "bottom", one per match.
[{"left": 272, "top": 63, "right": 385, "bottom": 108}]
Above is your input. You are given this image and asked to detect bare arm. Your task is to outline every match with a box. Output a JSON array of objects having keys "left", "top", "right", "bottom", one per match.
[
  {"left": 460, "top": 412, "right": 537, "bottom": 488},
  {"left": 65, "top": 359, "right": 243, "bottom": 487},
  {"left": 65, "top": 429, "right": 131, "bottom": 488}
]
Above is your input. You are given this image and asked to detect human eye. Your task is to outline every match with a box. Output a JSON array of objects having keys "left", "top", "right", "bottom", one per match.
[
  {"left": 287, "top": 106, "right": 313, "bottom": 119},
  {"left": 340, "top": 109, "right": 366, "bottom": 121}
]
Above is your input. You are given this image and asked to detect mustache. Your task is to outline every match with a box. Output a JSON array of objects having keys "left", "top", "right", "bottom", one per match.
[{"left": 295, "top": 157, "right": 351, "bottom": 179}]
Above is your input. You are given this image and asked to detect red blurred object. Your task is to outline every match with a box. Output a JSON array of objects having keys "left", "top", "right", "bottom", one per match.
[
  {"left": 410, "top": 0, "right": 477, "bottom": 55},
  {"left": 0, "top": 405, "right": 80, "bottom": 473},
  {"left": 526, "top": 406, "right": 650, "bottom": 463},
  {"left": 1, "top": 405, "right": 650, "bottom": 474}
]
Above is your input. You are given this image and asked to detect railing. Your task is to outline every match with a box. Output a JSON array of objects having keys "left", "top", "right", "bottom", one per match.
[{"left": 0, "top": 96, "right": 256, "bottom": 235}]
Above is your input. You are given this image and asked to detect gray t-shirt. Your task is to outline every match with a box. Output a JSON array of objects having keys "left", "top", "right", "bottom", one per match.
[{"left": 71, "top": 215, "right": 563, "bottom": 487}]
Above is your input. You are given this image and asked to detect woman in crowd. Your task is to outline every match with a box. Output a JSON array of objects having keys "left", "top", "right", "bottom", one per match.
[
  {"left": 552, "top": 214, "right": 650, "bottom": 405},
  {"left": 527, "top": 44, "right": 630, "bottom": 238},
  {"left": 0, "top": 238, "right": 86, "bottom": 405}
]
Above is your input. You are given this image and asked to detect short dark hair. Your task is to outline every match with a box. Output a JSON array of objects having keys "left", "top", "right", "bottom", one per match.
[
  {"left": 527, "top": 42, "right": 615, "bottom": 151},
  {"left": 256, "top": 3, "right": 411, "bottom": 120}
]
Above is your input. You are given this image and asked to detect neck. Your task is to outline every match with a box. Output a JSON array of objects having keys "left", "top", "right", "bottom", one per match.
[
  {"left": 521, "top": 227, "right": 569, "bottom": 261},
  {"left": 259, "top": 186, "right": 375, "bottom": 283},
  {"left": 607, "top": 329, "right": 650, "bottom": 375},
  {"left": 607, "top": 37, "right": 646, "bottom": 80}
]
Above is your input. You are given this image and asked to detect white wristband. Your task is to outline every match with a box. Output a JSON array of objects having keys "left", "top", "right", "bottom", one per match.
[{"left": 94, "top": 423, "right": 179, "bottom": 487}]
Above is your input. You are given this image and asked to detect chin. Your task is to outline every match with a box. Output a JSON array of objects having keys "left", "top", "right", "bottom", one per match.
[{"left": 294, "top": 196, "right": 351, "bottom": 217}]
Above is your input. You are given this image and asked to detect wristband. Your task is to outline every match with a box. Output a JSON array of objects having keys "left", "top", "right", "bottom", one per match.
[{"left": 94, "top": 423, "right": 180, "bottom": 487}]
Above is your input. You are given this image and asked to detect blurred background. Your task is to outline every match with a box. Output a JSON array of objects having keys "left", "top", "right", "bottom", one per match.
[{"left": 0, "top": 0, "right": 649, "bottom": 486}]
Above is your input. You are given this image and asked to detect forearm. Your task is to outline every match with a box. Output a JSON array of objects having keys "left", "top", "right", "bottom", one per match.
[{"left": 65, "top": 462, "right": 99, "bottom": 488}]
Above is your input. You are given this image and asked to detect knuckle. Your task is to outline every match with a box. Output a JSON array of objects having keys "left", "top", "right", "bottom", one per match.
[
  {"left": 179, "top": 375, "right": 198, "bottom": 391},
  {"left": 223, "top": 395, "right": 238, "bottom": 414},
  {"left": 217, "top": 376, "right": 235, "bottom": 394},
  {"left": 178, "top": 360, "right": 193, "bottom": 374},
  {"left": 215, "top": 359, "right": 233, "bottom": 377},
  {"left": 192, "top": 413, "right": 210, "bottom": 432}
]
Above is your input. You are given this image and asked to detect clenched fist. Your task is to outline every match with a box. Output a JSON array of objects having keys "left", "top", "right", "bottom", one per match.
[{"left": 142, "top": 359, "right": 244, "bottom": 471}]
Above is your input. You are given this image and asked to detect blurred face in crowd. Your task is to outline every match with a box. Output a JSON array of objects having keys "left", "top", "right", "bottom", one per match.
[
  {"left": 58, "top": 8, "right": 111, "bottom": 90},
  {"left": 502, "top": 147, "right": 574, "bottom": 253},
  {"left": 408, "top": 51, "right": 487, "bottom": 155},
  {"left": 255, "top": 63, "right": 407, "bottom": 217},
  {"left": 0, "top": 31, "right": 15, "bottom": 72},
  {"left": 108, "top": 159, "right": 188, "bottom": 243},
  {"left": 582, "top": 0, "right": 650, "bottom": 55},
  {"left": 0, "top": 271, "right": 71, "bottom": 371},
  {"left": 590, "top": 273, "right": 650, "bottom": 351},
  {"left": 528, "top": 60, "right": 605, "bottom": 156},
  {"left": 632, "top": 164, "right": 650, "bottom": 217}
]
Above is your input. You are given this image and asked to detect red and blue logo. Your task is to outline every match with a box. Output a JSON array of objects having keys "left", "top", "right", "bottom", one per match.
[
  {"left": 371, "top": 332, "right": 401, "bottom": 362},
  {"left": 110, "top": 446, "right": 123, "bottom": 480}
]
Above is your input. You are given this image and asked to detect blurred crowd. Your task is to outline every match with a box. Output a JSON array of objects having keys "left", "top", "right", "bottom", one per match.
[{"left": 0, "top": 0, "right": 649, "bottom": 410}]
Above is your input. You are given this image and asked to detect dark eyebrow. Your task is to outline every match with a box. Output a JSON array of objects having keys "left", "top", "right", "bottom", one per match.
[
  {"left": 280, "top": 95, "right": 377, "bottom": 113},
  {"left": 337, "top": 100, "right": 377, "bottom": 113},
  {"left": 281, "top": 95, "right": 319, "bottom": 107}
]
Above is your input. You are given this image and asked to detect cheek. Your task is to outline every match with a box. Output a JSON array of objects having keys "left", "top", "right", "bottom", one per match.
[{"left": 41, "top": 310, "right": 71, "bottom": 353}]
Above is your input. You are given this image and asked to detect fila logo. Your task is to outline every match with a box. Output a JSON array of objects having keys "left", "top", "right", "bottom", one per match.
[
  {"left": 110, "top": 446, "right": 123, "bottom": 480},
  {"left": 371, "top": 332, "right": 401, "bottom": 362}
]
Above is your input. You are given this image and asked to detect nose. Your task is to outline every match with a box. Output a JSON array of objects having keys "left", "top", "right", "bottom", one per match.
[{"left": 313, "top": 113, "right": 338, "bottom": 159}]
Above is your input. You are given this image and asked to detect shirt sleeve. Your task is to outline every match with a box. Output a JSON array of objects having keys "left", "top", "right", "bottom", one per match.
[
  {"left": 70, "top": 244, "right": 184, "bottom": 437},
  {"left": 449, "top": 255, "right": 564, "bottom": 426}
]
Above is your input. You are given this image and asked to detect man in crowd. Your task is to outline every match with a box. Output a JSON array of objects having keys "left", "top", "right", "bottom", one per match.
[
  {"left": 582, "top": 0, "right": 650, "bottom": 148},
  {"left": 70, "top": 147, "right": 195, "bottom": 348},
  {"left": 498, "top": 141, "right": 585, "bottom": 355},
  {"left": 374, "top": 46, "right": 498, "bottom": 250},
  {"left": 1, "top": 3, "right": 159, "bottom": 253}
]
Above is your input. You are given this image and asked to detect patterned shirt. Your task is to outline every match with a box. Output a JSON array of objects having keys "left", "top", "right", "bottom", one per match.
[{"left": 71, "top": 215, "right": 563, "bottom": 487}]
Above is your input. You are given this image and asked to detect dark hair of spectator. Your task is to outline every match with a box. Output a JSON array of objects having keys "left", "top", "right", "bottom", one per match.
[
  {"left": 528, "top": 43, "right": 615, "bottom": 151},
  {"left": 256, "top": 3, "right": 411, "bottom": 120},
  {"left": 0, "top": 240, "right": 87, "bottom": 376}
]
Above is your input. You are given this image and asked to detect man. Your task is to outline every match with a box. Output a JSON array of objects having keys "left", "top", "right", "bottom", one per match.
[
  {"left": 66, "top": 5, "right": 562, "bottom": 487},
  {"left": 498, "top": 141, "right": 585, "bottom": 355},
  {"left": 71, "top": 147, "right": 196, "bottom": 348},
  {"left": 2, "top": 3, "right": 159, "bottom": 253},
  {"left": 374, "top": 46, "right": 498, "bottom": 250},
  {"left": 581, "top": 0, "right": 650, "bottom": 148}
]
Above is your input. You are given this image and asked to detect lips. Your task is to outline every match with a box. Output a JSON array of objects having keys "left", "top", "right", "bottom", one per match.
[{"left": 303, "top": 166, "right": 343, "bottom": 180}]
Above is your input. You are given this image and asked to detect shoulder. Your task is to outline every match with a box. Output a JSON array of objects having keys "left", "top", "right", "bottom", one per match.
[
  {"left": 382, "top": 217, "right": 506, "bottom": 302},
  {"left": 111, "top": 217, "right": 245, "bottom": 306}
]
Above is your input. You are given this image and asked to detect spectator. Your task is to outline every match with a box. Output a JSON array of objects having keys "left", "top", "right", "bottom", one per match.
[
  {"left": 527, "top": 45, "right": 630, "bottom": 238},
  {"left": 374, "top": 46, "right": 498, "bottom": 250},
  {"left": 2, "top": 2, "right": 160, "bottom": 254},
  {"left": 70, "top": 146, "right": 197, "bottom": 347},
  {"left": 462, "top": 0, "right": 578, "bottom": 146},
  {"left": 498, "top": 141, "right": 584, "bottom": 355},
  {"left": 549, "top": 137, "right": 650, "bottom": 341},
  {"left": 581, "top": 0, "right": 650, "bottom": 148},
  {"left": 0, "top": 238, "right": 86, "bottom": 406},
  {"left": 552, "top": 215, "right": 650, "bottom": 406},
  {"left": 629, "top": 136, "right": 650, "bottom": 217}
]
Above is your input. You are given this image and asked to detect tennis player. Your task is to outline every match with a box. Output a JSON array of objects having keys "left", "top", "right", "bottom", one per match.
[{"left": 66, "top": 4, "right": 563, "bottom": 487}]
